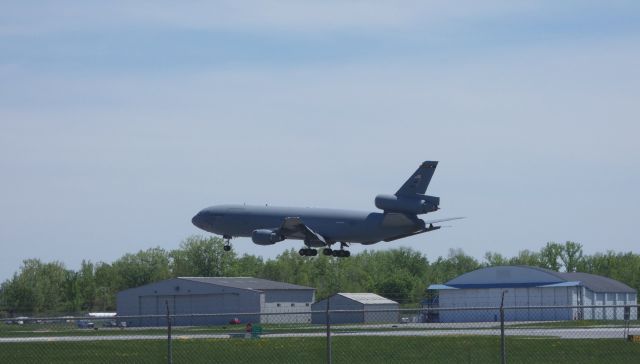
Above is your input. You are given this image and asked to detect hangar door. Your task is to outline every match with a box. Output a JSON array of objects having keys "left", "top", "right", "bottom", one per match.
[{"left": 137, "top": 294, "right": 236, "bottom": 326}]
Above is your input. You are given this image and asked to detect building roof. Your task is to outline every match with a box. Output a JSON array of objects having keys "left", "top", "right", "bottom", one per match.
[
  {"left": 337, "top": 293, "right": 398, "bottom": 305},
  {"left": 428, "top": 266, "right": 635, "bottom": 293},
  {"left": 560, "top": 272, "right": 636, "bottom": 293},
  {"left": 178, "top": 277, "right": 314, "bottom": 291}
]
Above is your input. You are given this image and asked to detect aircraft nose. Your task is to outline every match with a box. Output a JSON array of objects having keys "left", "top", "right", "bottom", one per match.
[{"left": 191, "top": 211, "right": 209, "bottom": 230}]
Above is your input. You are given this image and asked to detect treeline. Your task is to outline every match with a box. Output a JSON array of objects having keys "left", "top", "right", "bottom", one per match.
[{"left": 1, "top": 236, "right": 639, "bottom": 316}]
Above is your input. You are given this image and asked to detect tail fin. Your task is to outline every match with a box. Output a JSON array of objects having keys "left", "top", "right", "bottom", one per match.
[{"left": 395, "top": 161, "right": 438, "bottom": 197}]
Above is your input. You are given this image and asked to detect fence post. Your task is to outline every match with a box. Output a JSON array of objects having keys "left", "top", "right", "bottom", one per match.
[
  {"left": 624, "top": 305, "right": 630, "bottom": 339},
  {"left": 166, "top": 300, "right": 173, "bottom": 364},
  {"left": 326, "top": 297, "right": 332, "bottom": 364},
  {"left": 500, "top": 290, "right": 508, "bottom": 364}
]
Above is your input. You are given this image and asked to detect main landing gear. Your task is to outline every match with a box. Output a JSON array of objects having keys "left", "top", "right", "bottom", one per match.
[
  {"left": 223, "top": 235, "right": 232, "bottom": 252},
  {"left": 322, "top": 242, "right": 351, "bottom": 258},
  {"left": 299, "top": 248, "right": 317, "bottom": 257},
  {"left": 298, "top": 241, "right": 351, "bottom": 258}
]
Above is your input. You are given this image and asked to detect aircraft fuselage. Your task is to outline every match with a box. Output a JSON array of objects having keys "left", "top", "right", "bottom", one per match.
[
  {"left": 192, "top": 161, "right": 461, "bottom": 256},
  {"left": 192, "top": 204, "right": 424, "bottom": 246}
]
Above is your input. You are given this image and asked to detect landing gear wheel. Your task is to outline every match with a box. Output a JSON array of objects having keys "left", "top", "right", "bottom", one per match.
[
  {"left": 331, "top": 242, "right": 350, "bottom": 258},
  {"left": 323, "top": 248, "right": 333, "bottom": 256},
  {"left": 222, "top": 236, "right": 232, "bottom": 252},
  {"left": 299, "top": 248, "right": 318, "bottom": 257},
  {"left": 331, "top": 249, "right": 351, "bottom": 258}
]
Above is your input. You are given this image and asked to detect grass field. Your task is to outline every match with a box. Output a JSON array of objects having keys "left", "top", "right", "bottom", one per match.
[{"left": 1, "top": 335, "right": 639, "bottom": 363}]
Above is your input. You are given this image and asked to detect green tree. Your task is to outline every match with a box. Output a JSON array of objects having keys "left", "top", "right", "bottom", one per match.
[
  {"left": 266, "top": 248, "right": 314, "bottom": 287},
  {"left": 170, "top": 236, "right": 236, "bottom": 277},
  {"left": 508, "top": 249, "right": 541, "bottom": 266},
  {"left": 232, "top": 254, "right": 265, "bottom": 277},
  {"left": 560, "top": 241, "right": 583, "bottom": 272},
  {"left": 374, "top": 271, "right": 416, "bottom": 303},
  {"left": 310, "top": 254, "right": 341, "bottom": 299},
  {"left": 435, "top": 248, "right": 480, "bottom": 277},
  {"left": 3, "top": 237, "right": 640, "bottom": 315},
  {"left": 111, "top": 247, "right": 171, "bottom": 291},
  {"left": 73, "top": 260, "right": 97, "bottom": 311},
  {"left": 0, "top": 259, "right": 70, "bottom": 314},
  {"left": 93, "top": 262, "right": 117, "bottom": 311},
  {"left": 484, "top": 252, "right": 507, "bottom": 266},
  {"left": 539, "top": 242, "right": 563, "bottom": 271},
  {"left": 426, "top": 248, "right": 481, "bottom": 292}
]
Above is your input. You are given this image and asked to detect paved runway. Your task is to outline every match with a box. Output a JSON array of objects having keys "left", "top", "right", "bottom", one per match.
[{"left": 1, "top": 326, "right": 638, "bottom": 343}]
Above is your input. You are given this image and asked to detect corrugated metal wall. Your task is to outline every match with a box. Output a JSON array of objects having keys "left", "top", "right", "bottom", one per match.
[
  {"left": 581, "top": 290, "right": 638, "bottom": 320},
  {"left": 117, "top": 278, "right": 262, "bottom": 326},
  {"left": 311, "top": 296, "right": 400, "bottom": 324},
  {"left": 363, "top": 304, "right": 399, "bottom": 323},
  {"left": 437, "top": 287, "right": 637, "bottom": 322},
  {"left": 438, "top": 287, "right": 576, "bottom": 322},
  {"left": 117, "top": 279, "right": 316, "bottom": 326},
  {"left": 311, "top": 295, "right": 364, "bottom": 324}
]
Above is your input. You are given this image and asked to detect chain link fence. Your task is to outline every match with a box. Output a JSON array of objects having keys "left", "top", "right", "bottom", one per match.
[{"left": 1, "top": 305, "right": 638, "bottom": 363}]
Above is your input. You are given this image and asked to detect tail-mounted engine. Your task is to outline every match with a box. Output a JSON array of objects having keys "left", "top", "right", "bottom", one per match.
[{"left": 374, "top": 194, "right": 439, "bottom": 215}]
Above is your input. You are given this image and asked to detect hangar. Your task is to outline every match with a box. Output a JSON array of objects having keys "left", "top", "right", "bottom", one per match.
[
  {"left": 312, "top": 293, "right": 399, "bottom": 324},
  {"left": 117, "top": 277, "right": 315, "bottom": 326},
  {"left": 427, "top": 266, "right": 637, "bottom": 322}
]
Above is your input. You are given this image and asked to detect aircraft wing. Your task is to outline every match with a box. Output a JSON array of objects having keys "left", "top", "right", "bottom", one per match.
[
  {"left": 383, "top": 216, "right": 465, "bottom": 242},
  {"left": 279, "top": 217, "right": 327, "bottom": 246}
]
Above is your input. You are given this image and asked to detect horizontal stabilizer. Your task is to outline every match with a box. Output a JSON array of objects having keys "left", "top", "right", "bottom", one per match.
[
  {"left": 422, "top": 217, "right": 465, "bottom": 225},
  {"left": 383, "top": 216, "right": 464, "bottom": 242}
]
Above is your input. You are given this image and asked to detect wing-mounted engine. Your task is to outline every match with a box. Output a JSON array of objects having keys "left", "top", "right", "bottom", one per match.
[
  {"left": 374, "top": 194, "right": 439, "bottom": 215},
  {"left": 251, "top": 229, "right": 285, "bottom": 245}
]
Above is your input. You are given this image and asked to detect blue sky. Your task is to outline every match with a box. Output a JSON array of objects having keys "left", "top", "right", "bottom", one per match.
[{"left": 1, "top": 1, "right": 639, "bottom": 280}]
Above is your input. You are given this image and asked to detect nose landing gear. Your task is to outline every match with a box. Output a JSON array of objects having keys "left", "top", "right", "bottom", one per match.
[{"left": 223, "top": 235, "right": 232, "bottom": 252}]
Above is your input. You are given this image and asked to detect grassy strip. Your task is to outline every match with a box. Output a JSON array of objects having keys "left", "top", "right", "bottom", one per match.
[
  {"left": 2, "top": 335, "right": 640, "bottom": 363},
  {"left": 3, "top": 320, "right": 638, "bottom": 338},
  {"left": 0, "top": 324, "right": 494, "bottom": 338},
  {"left": 0, "top": 324, "right": 326, "bottom": 338},
  {"left": 509, "top": 320, "right": 640, "bottom": 329}
]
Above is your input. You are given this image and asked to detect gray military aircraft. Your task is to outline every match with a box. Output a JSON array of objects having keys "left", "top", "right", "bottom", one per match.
[{"left": 192, "top": 161, "right": 462, "bottom": 257}]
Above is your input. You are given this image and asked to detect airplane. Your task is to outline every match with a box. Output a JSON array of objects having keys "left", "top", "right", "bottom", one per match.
[{"left": 191, "top": 161, "right": 462, "bottom": 258}]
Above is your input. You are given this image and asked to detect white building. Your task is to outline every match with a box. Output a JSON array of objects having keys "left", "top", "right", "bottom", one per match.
[
  {"left": 312, "top": 293, "right": 399, "bottom": 324},
  {"left": 427, "top": 266, "right": 637, "bottom": 322}
]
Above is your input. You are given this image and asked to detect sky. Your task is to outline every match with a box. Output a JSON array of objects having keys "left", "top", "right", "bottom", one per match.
[{"left": 1, "top": 1, "right": 639, "bottom": 280}]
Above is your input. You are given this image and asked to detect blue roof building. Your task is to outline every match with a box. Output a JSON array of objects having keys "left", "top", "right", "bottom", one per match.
[{"left": 427, "top": 266, "right": 637, "bottom": 322}]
